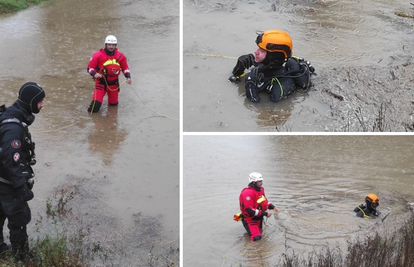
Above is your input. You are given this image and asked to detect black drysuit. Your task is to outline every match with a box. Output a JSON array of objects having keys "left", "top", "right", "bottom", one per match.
[
  {"left": 0, "top": 102, "right": 36, "bottom": 256},
  {"left": 231, "top": 54, "right": 314, "bottom": 102}
]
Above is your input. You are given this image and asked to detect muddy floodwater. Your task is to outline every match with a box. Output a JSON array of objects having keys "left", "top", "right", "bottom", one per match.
[
  {"left": 0, "top": 0, "right": 179, "bottom": 265},
  {"left": 183, "top": 135, "right": 414, "bottom": 266},
  {"left": 183, "top": 0, "right": 414, "bottom": 132}
]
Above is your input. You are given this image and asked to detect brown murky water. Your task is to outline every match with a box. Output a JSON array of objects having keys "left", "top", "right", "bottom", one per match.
[
  {"left": 183, "top": 135, "right": 414, "bottom": 266},
  {"left": 0, "top": 0, "right": 179, "bottom": 265},
  {"left": 183, "top": 0, "right": 414, "bottom": 131}
]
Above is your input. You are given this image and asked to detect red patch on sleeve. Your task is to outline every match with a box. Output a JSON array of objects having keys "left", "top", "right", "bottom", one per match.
[{"left": 11, "top": 140, "right": 21, "bottom": 149}]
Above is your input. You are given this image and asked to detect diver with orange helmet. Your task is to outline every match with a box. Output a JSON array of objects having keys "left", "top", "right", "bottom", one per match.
[
  {"left": 237, "top": 172, "right": 280, "bottom": 241},
  {"left": 354, "top": 194, "right": 380, "bottom": 218},
  {"left": 228, "top": 30, "right": 315, "bottom": 102}
]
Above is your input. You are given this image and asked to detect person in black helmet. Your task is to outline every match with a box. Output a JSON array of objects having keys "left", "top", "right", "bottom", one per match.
[
  {"left": 0, "top": 82, "right": 45, "bottom": 261},
  {"left": 228, "top": 29, "right": 315, "bottom": 102},
  {"left": 354, "top": 194, "right": 380, "bottom": 218}
]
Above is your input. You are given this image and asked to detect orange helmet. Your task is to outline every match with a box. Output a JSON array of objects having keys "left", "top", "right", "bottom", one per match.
[
  {"left": 255, "top": 30, "right": 293, "bottom": 59},
  {"left": 365, "top": 194, "right": 379, "bottom": 209}
]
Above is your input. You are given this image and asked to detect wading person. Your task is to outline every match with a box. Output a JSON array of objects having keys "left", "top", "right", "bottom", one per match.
[
  {"left": 0, "top": 82, "right": 45, "bottom": 261},
  {"left": 354, "top": 194, "right": 380, "bottom": 218},
  {"left": 87, "top": 35, "right": 132, "bottom": 113},
  {"left": 236, "top": 172, "right": 280, "bottom": 241},
  {"left": 228, "top": 29, "right": 315, "bottom": 102}
]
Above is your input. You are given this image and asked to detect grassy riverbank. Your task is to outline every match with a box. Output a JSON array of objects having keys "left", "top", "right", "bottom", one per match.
[
  {"left": 280, "top": 211, "right": 414, "bottom": 267},
  {"left": 0, "top": 0, "right": 49, "bottom": 14},
  {"left": 0, "top": 188, "right": 91, "bottom": 266},
  {"left": 0, "top": 182, "right": 179, "bottom": 267}
]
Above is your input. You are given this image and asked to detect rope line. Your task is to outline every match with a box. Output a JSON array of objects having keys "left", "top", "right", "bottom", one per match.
[
  {"left": 33, "top": 121, "right": 83, "bottom": 134},
  {"left": 183, "top": 52, "right": 237, "bottom": 60},
  {"left": 129, "top": 84, "right": 178, "bottom": 121},
  {"left": 88, "top": 76, "right": 127, "bottom": 115},
  {"left": 90, "top": 75, "right": 177, "bottom": 120},
  {"left": 35, "top": 76, "right": 177, "bottom": 134}
]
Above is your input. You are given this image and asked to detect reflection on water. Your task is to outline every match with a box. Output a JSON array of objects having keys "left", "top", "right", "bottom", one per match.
[
  {"left": 88, "top": 106, "right": 127, "bottom": 166},
  {"left": 238, "top": 227, "right": 284, "bottom": 265},
  {"left": 238, "top": 83, "right": 295, "bottom": 128},
  {"left": 184, "top": 135, "right": 414, "bottom": 266},
  {"left": 235, "top": 72, "right": 327, "bottom": 130}
]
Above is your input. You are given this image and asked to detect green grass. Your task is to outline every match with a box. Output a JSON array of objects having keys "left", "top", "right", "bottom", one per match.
[
  {"left": 0, "top": 184, "right": 91, "bottom": 266},
  {"left": 0, "top": 180, "right": 179, "bottom": 266},
  {"left": 0, "top": 0, "right": 49, "bottom": 14}
]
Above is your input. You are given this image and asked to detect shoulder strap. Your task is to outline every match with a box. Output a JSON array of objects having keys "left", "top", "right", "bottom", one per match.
[
  {"left": 0, "top": 118, "right": 26, "bottom": 134},
  {"left": 1, "top": 118, "right": 22, "bottom": 125},
  {"left": 116, "top": 52, "right": 125, "bottom": 62}
]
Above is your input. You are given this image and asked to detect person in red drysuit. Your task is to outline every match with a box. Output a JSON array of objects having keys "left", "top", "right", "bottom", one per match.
[
  {"left": 87, "top": 35, "right": 132, "bottom": 113},
  {"left": 238, "top": 172, "right": 280, "bottom": 241}
]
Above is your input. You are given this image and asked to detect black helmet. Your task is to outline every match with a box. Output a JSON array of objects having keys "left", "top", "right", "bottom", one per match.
[{"left": 18, "top": 82, "right": 45, "bottom": 114}]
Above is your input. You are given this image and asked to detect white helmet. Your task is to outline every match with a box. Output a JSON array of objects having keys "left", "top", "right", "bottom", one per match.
[
  {"left": 105, "top": 35, "right": 117, "bottom": 45},
  {"left": 249, "top": 172, "right": 263, "bottom": 183}
]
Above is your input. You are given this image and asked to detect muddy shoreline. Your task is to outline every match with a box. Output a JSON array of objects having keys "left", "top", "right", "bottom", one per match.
[{"left": 309, "top": 63, "right": 414, "bottom": 132}]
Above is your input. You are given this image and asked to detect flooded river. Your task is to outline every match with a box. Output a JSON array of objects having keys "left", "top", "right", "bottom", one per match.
[
  {"left": 183, "top": 0, "right": 414, "bottom": 131},
  {"left": 0, "top": 0, "right": 179, "bottom": 265},
  {"left": 183, "top": 135, "right": 414, "bottom": 266}
]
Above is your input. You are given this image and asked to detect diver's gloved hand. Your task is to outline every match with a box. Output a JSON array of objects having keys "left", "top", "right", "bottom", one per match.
[
  {"left": 232, "top": 54, "right": 255, "bottom": 78},
  {"left": 238, "top": 54, "right": 255, "bottom": 69},
  {"left": 228, "top": 75, "right": 241, "bottom": 83}
]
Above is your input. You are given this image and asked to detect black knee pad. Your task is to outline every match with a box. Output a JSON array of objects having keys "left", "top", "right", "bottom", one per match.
[
  {"left": 109, "top": 102, "right": 118, "bottom": 106},
  {"left": 88, "top": 101, "right": 102, "bottom": 113},
  {"left": 253, "top": 235, "right": 262, "bottom": 241}
]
